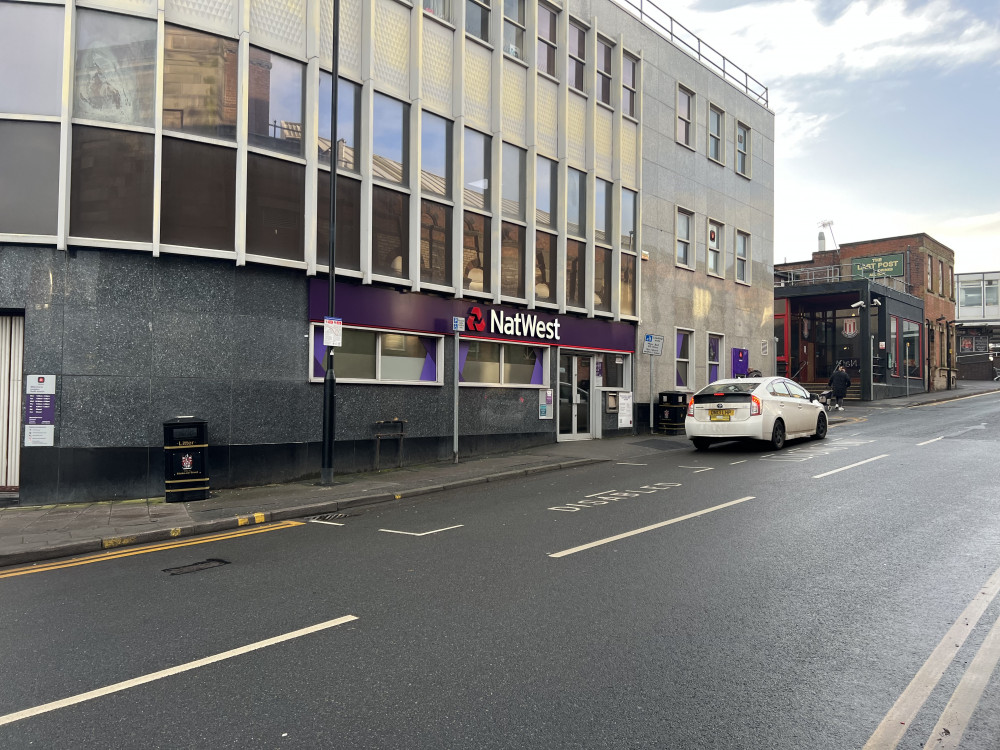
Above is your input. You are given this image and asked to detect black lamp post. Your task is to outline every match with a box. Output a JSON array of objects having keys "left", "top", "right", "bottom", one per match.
[{"left": 320, "top": 0, "right": 341, "bottom": 485}]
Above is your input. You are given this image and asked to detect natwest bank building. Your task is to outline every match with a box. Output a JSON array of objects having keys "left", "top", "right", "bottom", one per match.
[{"left": 308, "top": 280, "right": 636, "bottom": 462}]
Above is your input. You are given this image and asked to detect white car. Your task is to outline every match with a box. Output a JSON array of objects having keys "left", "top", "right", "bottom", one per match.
[{"left": 684, "top": 377, "right": 828, "bottom": 451}]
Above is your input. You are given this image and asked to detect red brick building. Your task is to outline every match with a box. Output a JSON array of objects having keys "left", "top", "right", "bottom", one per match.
[{"left": 776, "top": 233, "right": 957, "bottom": 392}]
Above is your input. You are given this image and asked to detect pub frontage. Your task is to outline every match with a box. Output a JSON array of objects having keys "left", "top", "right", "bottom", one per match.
[{"left": 774, "top": 279, "right": 925, "bottom": 401}]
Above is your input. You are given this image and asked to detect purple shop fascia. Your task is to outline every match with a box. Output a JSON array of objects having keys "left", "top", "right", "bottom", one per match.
[{"left": 308, "top": 280, "right": 636, "bottom": 378}]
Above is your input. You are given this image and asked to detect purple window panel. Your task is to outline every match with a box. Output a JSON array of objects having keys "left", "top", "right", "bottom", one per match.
[
  {"left": 419, "top": 337, "right": 437, "bottom": 381},
  {"left": 530, "top": 347, "right": 544, "bottom": 384},
  {"left": 458, "top": 341, "right": 470, "bottom": 382}
]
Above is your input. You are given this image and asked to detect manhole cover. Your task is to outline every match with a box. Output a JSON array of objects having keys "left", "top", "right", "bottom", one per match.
[{"left": 163, "top": 558, "right": 230, "bottom": 575}]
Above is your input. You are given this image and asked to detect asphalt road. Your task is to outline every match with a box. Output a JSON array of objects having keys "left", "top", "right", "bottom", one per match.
[{"left": 2, "top": 393, "right": 1000, "bottom": 749}]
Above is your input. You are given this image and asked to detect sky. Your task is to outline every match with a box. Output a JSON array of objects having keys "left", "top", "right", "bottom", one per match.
[{"left": 654, "top": 0, "right": 1000, "bottom": 273}]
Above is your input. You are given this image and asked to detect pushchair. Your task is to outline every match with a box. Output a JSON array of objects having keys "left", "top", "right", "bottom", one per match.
[{"left": 817, "top": 390, "right": 834, "bottom": 412}]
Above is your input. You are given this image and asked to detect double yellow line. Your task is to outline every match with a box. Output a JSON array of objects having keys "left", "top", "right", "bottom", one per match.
[{"left": 0, "top": 521, "right": 304, "bottom": 579}]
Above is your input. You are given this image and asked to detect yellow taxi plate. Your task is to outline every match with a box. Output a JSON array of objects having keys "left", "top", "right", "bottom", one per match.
[{"left": 709, "top": 409, "right": 734, "bottom": 421}]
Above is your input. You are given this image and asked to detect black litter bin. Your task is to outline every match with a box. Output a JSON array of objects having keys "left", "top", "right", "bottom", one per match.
[
  {"left": 656, "top": 391, "right": 688, "bottom": 434},
  {"left": 164, "top": 417, "right": 210, "bottom": 502}
]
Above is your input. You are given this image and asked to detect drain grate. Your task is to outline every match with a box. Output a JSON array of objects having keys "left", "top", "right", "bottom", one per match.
[
  {"left": 310, "top": 513, "right": 352, "bottom": 523},
  {"left": 163, "top": 558, "right": 230, "bottom": 575}
]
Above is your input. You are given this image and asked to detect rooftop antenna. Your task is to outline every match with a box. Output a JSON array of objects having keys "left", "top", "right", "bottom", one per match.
[{"left": 818, "top": 220, "right": 838, "bottom": 249}]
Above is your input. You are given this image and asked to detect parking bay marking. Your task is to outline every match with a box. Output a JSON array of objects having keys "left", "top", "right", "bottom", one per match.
[
  {"left": 379, "top": 525, "right": 464, "bottom": 536},
  {"left": 812, "top": 454, "right": 889, "bottom": 479},
  {"left": 548, "top": 496, "right": 754, "bottom": 558},
  {"left": 0, "top": 615, "right": 358, "bottom": 727}
]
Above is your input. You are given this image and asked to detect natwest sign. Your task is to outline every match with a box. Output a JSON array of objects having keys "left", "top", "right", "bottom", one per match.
[
  {"left": 469, "top": 306, "right": 561, "bottom": 341},
  {"left": 308, "top": 280, "right": 635, "bottom": 352}
]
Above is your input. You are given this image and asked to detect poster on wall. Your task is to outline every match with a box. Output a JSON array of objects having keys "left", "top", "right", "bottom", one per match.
[
  {"left": 960, "top": 336, "right": 974, "bottom": 353},
  {"left": 538, "top": 389, "right": 553, "bottom": 420},
  {"left": 618, "top": 392, "right": 633, "bottom": 429}
]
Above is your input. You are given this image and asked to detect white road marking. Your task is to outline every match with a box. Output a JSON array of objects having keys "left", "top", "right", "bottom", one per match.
[
  {"left": 0, "top": 615, "right": 359, "bottom": 727},
  {"left": 863, "top": 563, "right": 1000, "bottom": 749},
  {"left": 678, "top": 466, "right": 714, "bottom": 473},
  {"left": 730, "top": 460, "right": 747, "bottom": 465},
  {"left": 585, "top": 490, "right": 617, "bottom": 497},
  {"left": 616, "top": 462, "right": 647, "bottom": 466},
  {"left": 925, "top": 608, "right": 1000, "bottom": 749},
  {"left": 548, "top": 497, "right": 754, "bottom": 558},
  {"left": 812, "top": 454, "right": 889, "bottom": 479},
  {"left": 916, "top": 436, "right": 944, "bottom": 446},
  {"left": 309, "top": 519, "right": 344, "bottom": 526},
  {"left": 378, "top": 524, "right": 464, "bottom": 536}
]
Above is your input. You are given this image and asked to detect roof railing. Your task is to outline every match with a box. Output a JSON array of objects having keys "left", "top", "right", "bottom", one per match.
[
  {"left": 612, "top": 0, "right": 769, "bottom": 108},
  {"left": 774, "top": 263, "right": 913, "bottom": 295}
]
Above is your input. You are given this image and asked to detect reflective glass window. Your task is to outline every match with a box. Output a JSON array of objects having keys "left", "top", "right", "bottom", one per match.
[
  {"left": 372, "top": 93, "right": 408, "bottom": 185},
  {"left": 502, "top": 143, "right": 525, "bottom": 220},
  {"left": 372, "top": 186, "right": 409, "bottom": 277},
  {"left": 466, "top": 0, "right": 490, "bottom": 42},
  {"left": 423, "top": 0, "right": 451, "bottom": 21},
  {"left": 500, "top": 222, "right": 525, "bottom": 298},
  {"left": 567, "top": 168, "right": 585, "bottom": 238},
  {"left": 535, "top": 231, "right": 556, "bottom": 303},
  {"left": 338, "top": 328, "right": 377, "bottom": 379},
  {"left": 568, "top": 22, "right": 586, "bottom": 92},
  {"left": 566, "top": 239, "right": 586, "bottom": 308},
  {"left": 421, "top": 200, "right": 452, "bottom": 286},
  {"left": 537, "top": 5, "right": 557, "bottom": 77},
  {"left": 594, "top": 246, "right": 611, "bottom": 312},
  {"left": 160, "top": 138, "right": 236, "bottom": 251},
  {"left": 0, "top": 2, "right": 64, "bottom": 116},
  {"left": 421, "top": 112, "right": 451, "bottom": 198},
  {"left": 163, "top": 26, "right": 238, "bottom": 140},
  {"left": 319, "top": 75, "right": 360, "bottom": 171},
  {"left": 463, "top": 211, "right": 491, "bottom": 293},
  {"left": 246, "top": 153, "right": 304, "bottom": 261},
  {"left": 621, "top": 251, "right": 636, "bottom": 316},
  {"left": 248, "top": 48, "right": 304, "bottom": 156},
  {"left": 503, "top": 344, "right": 541, "bottom": 385},
  {"left": 536, "top": 156, "right": 557, "bottom": 227},
  {"left": 70, "top": 125, "right": 153, "bottom": 241},
  {"left": 621, "top": 188, "right": 636, "bottom": 250},
  {"left": 74, "top": 9, "right": 157, "bottom": 127},
  {"left": 463, "top": 129, "right": 491, "bottom": 211},
  {"left": 382, "top": 333, "right": 435, "bottom": 381},
  {"left": 595, "top": 178, "right": 611, "bottom": 245},
  {"left": 503, "top": 0, "right": 525, "bottom": 59},
  {"left": 0, "top": 121, "right": 60, "bottom": 235},
  {"left": 597, "top": 40, "right": 612, "bottom": 105},
  {"left": 462, "top": 340, "right": 501, "bottom": 383},
  {"left": 317, "top": 174, "right": 362, "bottom": 271}
]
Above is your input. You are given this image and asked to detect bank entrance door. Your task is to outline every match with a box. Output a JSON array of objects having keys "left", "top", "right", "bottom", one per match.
[
  {"left": 558, "top": 352, "right": 593, "bottom": 439},
  {"left": 1, "top": 316, "right": 24, "bottom": 492}
]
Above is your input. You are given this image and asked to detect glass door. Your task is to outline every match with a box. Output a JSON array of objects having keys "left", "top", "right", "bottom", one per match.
[{"left": 558, "top": 352, "right": 592, "bottom": 438}]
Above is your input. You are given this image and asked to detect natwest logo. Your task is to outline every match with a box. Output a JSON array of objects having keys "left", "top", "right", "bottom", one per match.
[{"left": 466, "top": 306, "right": 486, "bottom": 332}]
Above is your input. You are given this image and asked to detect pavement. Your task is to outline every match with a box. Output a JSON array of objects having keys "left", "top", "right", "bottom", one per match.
[{"left": 2, "top": 379, "right": 998, "bottom": 569}]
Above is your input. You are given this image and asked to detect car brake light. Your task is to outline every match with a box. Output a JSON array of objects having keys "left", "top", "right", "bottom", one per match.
[
  {"left": 687, "top": 397, "right": 694, "bottom": 417},
  {"left": 750, "top": 395, "right": 761, "bottom": 416}
]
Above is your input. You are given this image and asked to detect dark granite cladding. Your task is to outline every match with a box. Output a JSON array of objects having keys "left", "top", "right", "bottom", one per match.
[{"left": 2, "top": 245, "right": 610, "bottom": 504}]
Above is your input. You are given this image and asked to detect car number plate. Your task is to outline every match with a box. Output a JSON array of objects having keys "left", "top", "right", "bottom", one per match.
[{"left": 709, "top": 409, "right": 734, "bottom": 421}]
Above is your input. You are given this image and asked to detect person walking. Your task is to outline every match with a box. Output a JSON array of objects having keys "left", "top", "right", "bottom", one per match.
[{"left": 828, "top": 364, "right": 851, "bottom": 411}]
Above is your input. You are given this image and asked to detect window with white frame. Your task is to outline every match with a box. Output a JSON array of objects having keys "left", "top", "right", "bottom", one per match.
[
  {"left": 735, "top": 230, "right": 750, "bottom": 283},
  {"left": 736, "top": 121, "right": 750, "bottom": 176},
  {"left": 707, "top": 333, "right": 723, "bottom": 382},
  {"left": 460, "top": 341, "right": 547, "bottom": 385},
  {"left": 597, "top": 39, "right": 613, "bottom": 106},
  {"left": 503, "top": 0, "right": 525, "bottom": 60},
  {"left": 466, "top": 0, "right": 490, "bottom": 42},
  {"left": 423, "top": 0, "right": 450, "bottom": 21},
  {"left": 676, "top": 329, "right": 693, "bottom": 389},
  {"left": 939, "top": 260, "right": 944, "bottom": 296},
  {"left": 677, "top": 85, "right": 694, "bottom": 147},
  {"left": 708, "top": 220, "right": 723, "bottom": 276},
  {"left": 623, "top": 54, "right": 637, "bottom": 118},
  {"left": 537, "top": 4, "right": 557, "bottom": 77},
  {"left": 676, "top": 208, "right": 693, "bottom": 267},
  {"left": 568, "top": 21, "right": 586, "bottom": 92},
  {"left": 310, "top": 325, "right": 442, "bottom": 384},
  {"left": 708, "top": 104, "right": 724, "bottom": 163}
]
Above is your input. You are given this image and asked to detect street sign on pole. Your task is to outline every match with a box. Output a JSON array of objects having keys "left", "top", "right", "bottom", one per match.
[{"left": 642, "top": 333, "right": 664, "bottom": 356}]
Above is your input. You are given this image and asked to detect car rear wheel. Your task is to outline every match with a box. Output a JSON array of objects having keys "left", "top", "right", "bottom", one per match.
[
  {"left": 813, "top": 412, "right": 828, "bottom": 440},
  {"left": 692, "top": 437, "right": 711, "bottom": 451},
  {"left": 770, "top": 420, "right": 786, "bottom": 450}
]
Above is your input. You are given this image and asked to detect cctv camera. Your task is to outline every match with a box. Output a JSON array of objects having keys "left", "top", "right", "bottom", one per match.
[
  {"left": 871, "top": 298, "right": 881, "bottom": 306},
  {"left": 850, "top": 300, "right": 865, "bottom": 308}
]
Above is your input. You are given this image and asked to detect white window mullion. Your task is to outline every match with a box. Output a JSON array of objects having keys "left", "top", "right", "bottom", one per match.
[{"left": 57, "top": 3, "right": 76, "bottom": 250}]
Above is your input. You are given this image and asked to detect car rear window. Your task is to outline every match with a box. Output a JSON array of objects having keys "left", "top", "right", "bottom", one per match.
[{"left": 696, "top": 382, "right": 757, "bottom": 396}]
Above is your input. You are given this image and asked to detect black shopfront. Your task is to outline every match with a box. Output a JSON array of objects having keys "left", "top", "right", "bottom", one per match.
[{"left": 775, "top": 279, "right": 925, "bottom": 401}]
